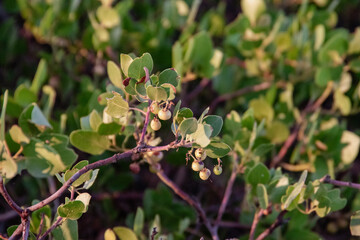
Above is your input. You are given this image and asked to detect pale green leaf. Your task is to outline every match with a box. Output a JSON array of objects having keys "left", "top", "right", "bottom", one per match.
[
  {"left": 30, "top": 59, "right": 48, "bottom": 95},
  {"left": 128, "top": 53, "right": 153, "bottom": 80},
  {"left": 52, "top": 219, "right": 78, "bottom": 240},
  {"left": 106, "top": 92, "right": 129, "bottom": 118},
  {"left": 105, "top": 229, "right": 116, "bottom": 240},
  {"left": 96, "top": 6, "right": 120, "bottom": 28},
  {"left": 146, "top": 86, "right": 168, "bottom": 101},
  {"left": 70, "top": 130, "right": 110, "bottom": 155},
  {"left": 120, "top": 54, "right": 133, "bottom": 77},
  {"left": 133, "top": 207, "right": 144, "bottom": 236},
  {"left": 241, "top": 0, "right": 266, "bottom": 26},
  {"left": 334, "top": 90, "right": 351, "bottom": 115},
  {"left": 257, "top": 184, "right": 268, "bottom": 209},
  {"left": 75, "top": 193, "right": 91, "bottom": 212},
  {"left": 107, "top": 61, "right": 123, "bottom": 89},
  {"left": 158, "top": 68, "right": 179, "bottom": 87},
  {"left": 341, "top": 131, "right": 360, "bottom": 165},
  {"left": 205, "top": 140, "right": 231, "bottom": 158},
  {"left": 113, "top": 226, "right": 138, "bottom": 240},
  {"left": 57, "top": 201, "right": 85, "bottom": 220},
  {"left": 203, "top": 115, "right": 223, "bottom": 137},
  {"left": 178, "top": 118, "right": 198, "bottom": 136},
  {"left": 190, "top": 123, "right": 212, "bottom": 148}
]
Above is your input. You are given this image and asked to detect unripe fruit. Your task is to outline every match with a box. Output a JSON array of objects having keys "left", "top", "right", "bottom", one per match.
[
  {"left": 147, "top": 151, "right": 163, "bottom": 162},
  {"left": 213, "top": 165, "right": 222, "bottom": 175},
  {"left": 199, "top": 168, "right": 211, "bottom": 180},
  {"left": 192, "top": 161, "right": 204, "bottom": 172},
  {"left": 195, "top": 148, "right": 206, "bottom": 160},
  {"left": 149, "top": 163, "right": 161, "bottom": 173},
  {"left": 158, "top": 109, "right": 171, "bottom": 120},
  {"left": 150, "top": 118, "right": 161, "bottom": 131},
  {"left": 150, "top": 102, "right": 160, "bottom": 114}
]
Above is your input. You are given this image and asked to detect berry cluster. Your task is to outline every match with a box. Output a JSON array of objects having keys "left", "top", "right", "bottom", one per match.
[
  {"left": 190, "top": 148, "right": 222, "bottom": 181},
  {"left": 150, "top": 102, "right": 172, "bottom": 131}
]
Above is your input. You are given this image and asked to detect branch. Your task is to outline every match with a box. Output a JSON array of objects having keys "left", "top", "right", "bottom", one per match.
[
  {"left": 209, "top": 82, "right": 274, "bottom": 114},
  {"left": 150, "top": 227, "right": 158, "bottom": 240},
  {"left": 27, "top": 141, "right": 191, "bottom": 212},
  {"left": 8, "top": 223, "right": 23, "bottom": 240},
  {"left": 214, "top": 153, "right": 238, "bottom": 226},
  {"left": 156, "top": 169, "right": 219, "bottom": 240},
  {"left": 320, "top": 175, "right": 360, "bottom": 190},
  {"left": 255, "top": 210, "right": 287, "bottom": 240},
  {"left": 38, "top": 217, "right": 63, "bottom": 240},
  {"left": 249, "top": 209, "right": 264, "bottom": 240},
  {"left": 22, "top": 217, "right": 30, "bottom": 240},
  {"left": 0, "top": 176, "right": 23, "bottom": 215}
]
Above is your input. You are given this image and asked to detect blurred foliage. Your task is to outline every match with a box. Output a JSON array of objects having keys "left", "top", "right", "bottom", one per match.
[{"left": 2, "top": 0, "right": 360, "bottom": 239}]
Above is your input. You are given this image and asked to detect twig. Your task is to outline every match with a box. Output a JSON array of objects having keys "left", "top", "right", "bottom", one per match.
[
  {"left": 38, "top": 217, "right": 63, "bottom": 240},
  {"left": 137, "top": 101, "right": 151, "bottom": 147},
  {"left": 129, "top": 107, "right": 147, "bottom": 115},
  {"left": 214, "top": 153, "right": 238, "bottom": 227},
  {"left": 209, "top": 82, "right": 273, "bottom": 114},
  {"left": 270, "top": 125, "right": 300, "bottom": 168},
  {"left": 186, "top": 0, "right": 202, "bottom": 26},
  {"left": 22, "top": 217, "right": 30, "bottom": 240},
  {"left": 156, "top": 169, "right": 219, "bottom": 240},
  {"left": 255, "top": 210, "right": 287, "bottom": 240},
  {"left": 0, "top": 176, "right": 23, "bottom": 215},
  {"left": 249, "top": 209, "right": 264, "bottom": 240},
  {"left": 36, "top": 214, "right": 45, "bottom": 240},
  {"left": 150, "top": 227, "right": 158, "bottom": 240},
  {"left": 47, "top": 177, "right": 59, "bottom": 210},
  {"left": 0, "top": 233, "right": 8, "bottom": 240},
  {"left": 8, "top": 223, "right": 23, "bottom": 240},
  {"left": 320, "top": 175, "right": 360, "bottom": 190},
  {"left": 27, "top": 141, "right": 192, "bottom": 212}
]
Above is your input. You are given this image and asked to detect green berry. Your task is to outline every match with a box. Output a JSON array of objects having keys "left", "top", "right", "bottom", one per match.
[
  {"left": 195, "top": 148, "right": 206, "bottom": 160},
  {"left": 158, "top": 109, "right": 171, "bottom": 120},
  {"left": 150, "top": 102, "right": 160, "bottom": 114},
  {"left": 213, "top": 165, "right": 222, "bottom": 175},
  {"left": 147, "top": 151, "right": 163, "bottom": 162},
  {"left": 192, "top": 161, "right": 204, "bottom": 172},
  {"left": 199, "top": 168, "right": 211, "bottom": 180},
  {"left": 150, "top": 118, "right": 161, "bottom": 131}
]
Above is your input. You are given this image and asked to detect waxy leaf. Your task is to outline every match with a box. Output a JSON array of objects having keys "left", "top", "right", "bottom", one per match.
[
  {"left": 106, "top": 92, "right": 129, "bottom": 118},
  {"left": 52, "top": 219, "right": 78, "bottom": 240},
  {"left": 203, "top": 115, "right": 223, "bottom": 137},
  {"left": 107, "top": 61, "right": 123, "bottom": 89},
  {"left": 113, "top": 226, "right": 138, "bottom": 240},
  {"left": 57, "top": 201, "right": 85, "bottom": 220},
  {"left": 19, "top": 103, "right": 52, "bottom": 137},
  {"left": 178, "top": 118, "right": 198, "bottom": 136},
  {"left": 70, "top": 130, "right": 110, "bottom": 155},
  {"left": 158, "top": 68, "right": 179, "bottom": 87},
  {"left": 146, "top": 86, "right": 167, "bottom": 101},
  {"left": 282, "top": 170, "right": 307, "bottom": 210},
  {"left": 97, "top": 122, "right": 122, "bottom": 135},
  {"left": 205, "top": 140, "right": 231, "bottom": 158},
  {"left": 128, "top": 53, "right": 153, "bottom": 79},
  {"left": 96, "top": 6, "right": 120, "bottom": 28},
  {"left": 120, "top": 54, "right": 133, "bottom": 77},
  {"left": 257, "top": 184, "right": 269, "bottom": 209},
  {"left": 246, "top": 163, "right": 270, "bottom": 186}
]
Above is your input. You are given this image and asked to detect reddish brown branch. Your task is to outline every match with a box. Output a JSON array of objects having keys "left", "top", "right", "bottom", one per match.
[
  {"left": 0, "top": 177, "right": 23, "bottom": 216},
  {"left": 255, "top": 210, "right": 287, "bottom": 240},
  {"left": 320, "top": 175, "right": 360, "bottom": 190},
  {"left": 38, "top": 217, "right": 63, "bottom": 240},
  {"left": 249, "top": 209, "right": 265, "bottom": 240}
]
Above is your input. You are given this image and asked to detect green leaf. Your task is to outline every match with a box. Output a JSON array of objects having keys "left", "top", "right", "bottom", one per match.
[
  {"left": 246, "top": 163, "right": 270, "bottom": 186},
  {"left": 57, "top": 201, "right": 85, "bottom": 220},
  {"left": 318, "top": 33, "right": 348, "bottom": 64},
  {"left": 349, "top": 27, "right": 360, "bottom": 54},
  {"left": 241, "top": 0, "right": 266, "bottom": 26},
  {"left": 97, "top": 122, "right": 122, "bottom": 135},
  {"left": 105, "top": 229, "right": 116, "bottom": 240},
  {"left": 351, "top": 211, "right": 360, "bottom": 236},
  {"left": 146, "top": 86, "right": 168, "bottom": 101},
  {"left": 113, "top": 226, "right": 138, "bottom": 240},
  {"left": 128, "top": 53, "right": 153, "bottom": 80},
  {"left": 266, "top": 121, "right": 290, "bottom": 144},
  {"left": 176, "top": 108, "right": 193, "bottom": 123},
  {"left": 64, "top": 169, "right": 92, "bottom": 187},
  {"left": 341, "top": 131, "right": 360, "bottom": 165},
  {"left": 107, "top": 61, "right": 123, "bottom": 89},
  {"left": 315, "top": 66, "right": 342, "bottom": 87},
  {"left": 133, "top": 207, "right": 144, "bottom": 236},
  {"left": 203, "top": 115, "right": 223, "bottom": 137},
  {"left": 0, "top": 90, "right": 8, "bottom": 141},
  {"left": 106, "top": 92, "right": 129, "bottom": 118},
  {"left": 14, "top": 84, "right": 37, "bottom": 107},
  {"left": 96, "top": 6, "right": 120, "bottom": 28},
  {"left": 178, "top": 118, "right": 198, "bottom": 136},
  {"left": 89, "top": 110, "right": 102, "bottom": 131},
  {"left": 190, "top": 123, "right": 212, "bottom": 148},
  {"left": 52, "top": 219, "right": 78, "bottom": 240},
  {"left": 249, "top": 98, "right": 274, "bottom": 123},
  {"left": 205, "top": 140, "right": 231, "bottom": 158},
  {"left": 253, "top": 143, "right": 273, "bottom": 157},
  {"left": 124, "top": 78, "right": 137, "bottom": 95},
  {"left": 120, "top": 54, "right": 133, "bottom": 77},
  {"left": 70, "top": 130, "right": 110, "bottom": 155},
  {"left": 158, "top": 68, "right": 179, "bottom": 87},
  {"left": 19, "top": 103, "right": 52, "bottom": 136},
  {"left": 224, "top": 110, "right": 241, "bottom": 134},
  {"left": 30, "top": 59, "right": 48, "bottom": 95},
  {"left": 257, "top": 184, "right": 268, "bottom": 209}
]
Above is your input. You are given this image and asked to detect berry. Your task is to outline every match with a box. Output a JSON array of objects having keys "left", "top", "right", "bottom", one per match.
[
  {"left": 213, "top": 165, "right": 222, "bottom": 175},
  {"left": 199, "top": 168, "right": 211, "bottom": 180},
  {"left": 149, "top": 163, "right": 161, "bottom": 173},
  {"left": 191, "top": 161, "right": 204, "bottom": 172},
  {"left": 147, "top": 151, "right": 163, "bottom": 162},
  {"left": 150, "top": 102, "right": 160, "bottom": 114},
  {"left": 150, "top": 118, "right": 161, "bottom": 131},
  {"left": 195, "top": 148, "right": 206, "bottom": 160},
  {"left": 158, "top": 109, "right": 171, "bottom": 120}
]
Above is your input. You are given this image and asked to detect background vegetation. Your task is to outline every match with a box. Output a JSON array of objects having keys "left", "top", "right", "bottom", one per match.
[{"left": 2, "top": 0, "right": 360, "bottom": 239}]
